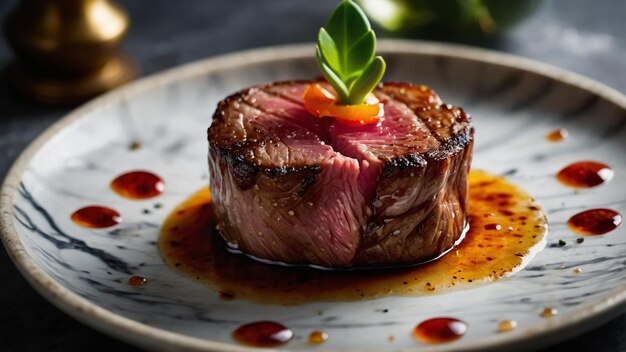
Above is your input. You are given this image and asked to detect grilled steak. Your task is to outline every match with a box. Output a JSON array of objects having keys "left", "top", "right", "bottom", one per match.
[{"left": 208, "top": 80, "right": 473, "bottom": 267}]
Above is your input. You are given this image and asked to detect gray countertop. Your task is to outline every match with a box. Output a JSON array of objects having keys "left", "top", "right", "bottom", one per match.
[{"left": 0, "top": 0, "right": 624, "bottom": 350}]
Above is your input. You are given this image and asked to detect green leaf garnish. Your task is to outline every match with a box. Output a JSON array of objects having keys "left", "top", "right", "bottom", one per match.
[{"left": 316, "top": 0, "right": 386, "bottom": 105}]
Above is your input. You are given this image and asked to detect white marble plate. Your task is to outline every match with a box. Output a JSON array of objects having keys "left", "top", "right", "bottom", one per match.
[{"left": 1, "top": 41, "right": 625, "bottom": 351}]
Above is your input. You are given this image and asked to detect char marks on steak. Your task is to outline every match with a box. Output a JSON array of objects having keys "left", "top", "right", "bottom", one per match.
[{"left": 208, "top": 80, "right": 473, "bottom": 267}]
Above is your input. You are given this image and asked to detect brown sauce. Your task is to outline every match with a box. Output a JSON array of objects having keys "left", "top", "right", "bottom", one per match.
[
  {"left": 232, "top": 321, "right": 293, "bottom": 347},
  {"left": 556, "top": 161, "right": 613, "bottom": 188},
  {"left": 128, "top": 275, "right": 147, "bottom": 286},
  {"left": 413, "top": 317, "right": 467, "bottom": 344},
  {"left": 567, "top": 208, "right": 622, "bottom": 235},
  {"left": 497, "top": 320, "right": 517, "bottom": 332},
  {"left": 158, "top": 170, "right": 547, "bottom": 304},
  {"left": 307, "top": 330, "right": 328, "bottom": 345},
  {"left": 111, "top": 170, "right": 164, "bottom": 199},
  {"left": 540, "top": 307, "right": 558, "bottom": 318},
  {"left": 546, "top": 128, "right": 568, "bottom": 142},
  {"left": 71, "top": 206, "right": 121, "bottom": 228}
]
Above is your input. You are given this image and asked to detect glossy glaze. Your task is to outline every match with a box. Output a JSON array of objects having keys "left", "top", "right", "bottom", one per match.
[
  {"left": 232, "top": 321, "right": 293, "bottom": 347},
  {"left": 111, "top": 170, "right": 164, "bottom": 199},
  {"left": 413, "top": 317, "right": 468, "bottom": 344},
  {"left": 71, "top": 206, "right": 121, "bottom": 228},
  {"left": 546, "top": 128, "right": 568, "bottom": 142},
  {"left": 567, "top": 209, "right": 622, "bottom": 235},
  {"left": 128, "top": 275, "right": 147, "bottom": 286},
  {"left": 556, "top": 161, "right": 613, "bottom": 188},
  {"left": 159, "top": 170, "right": 547, "bottom": 304}
]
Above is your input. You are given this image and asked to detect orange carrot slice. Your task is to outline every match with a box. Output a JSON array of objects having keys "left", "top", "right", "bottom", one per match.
[{"left": 303, "top": 83, "right": 382, "bottom": 126}]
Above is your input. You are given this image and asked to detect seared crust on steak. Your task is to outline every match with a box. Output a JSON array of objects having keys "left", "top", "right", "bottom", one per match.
[{"left": 208, "top": 80, "right": 473, "bottom": 267}]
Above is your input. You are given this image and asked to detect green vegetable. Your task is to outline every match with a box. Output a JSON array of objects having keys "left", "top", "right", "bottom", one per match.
[{"left": 316, "top": 0, "right": 386, "bottom": 105}]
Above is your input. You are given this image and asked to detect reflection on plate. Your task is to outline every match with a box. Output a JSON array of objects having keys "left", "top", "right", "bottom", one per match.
[{"left": 1, "top": 41, "right": 625, "bottom": 351}]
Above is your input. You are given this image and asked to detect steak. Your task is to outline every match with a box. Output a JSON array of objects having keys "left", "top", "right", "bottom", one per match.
[{"left": 208, "top": 80, "right": 473, "bottom": 268}]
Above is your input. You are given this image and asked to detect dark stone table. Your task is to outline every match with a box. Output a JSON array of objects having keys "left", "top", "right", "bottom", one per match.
[{"left": 0, "top": 1, "right": 624, "bottom": 350}]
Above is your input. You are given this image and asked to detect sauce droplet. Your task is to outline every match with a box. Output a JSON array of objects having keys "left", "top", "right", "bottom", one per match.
[
  {"left": 540, "top": 307, "right": 558, "bottom": 318},
  {"left": 567, "top": 208, "right": 622, "bottom": 235},
  {"left": 556, "top": 161, "right": 613, "bottom": 188},
  {"left": 484, "top": 223, "right": 502, "bottom": 231},
  {"left": 129, "top": 141, "right": 142, "bottom": 150},
  {"left": 308, "top": 331, "right": 328, "bottom": 345},
  {"left": 111, "top": 171, "right": 164, "bottom": 199},
  {"left": 71, "top": 206, "right": 121, "bottom": 228},
  {"left": 219, "top": 290, "right": 236, "bottom": 300},
  {"left": 546, "top": 128, "right": 568, "bottom": 142},
  {"left": 413, "top": 317, "right": 468, "bottom": 344},
  {"left": 498, "top": 320, "right": 517, "bottom": 332},
  {"left": 128, "top": 275, "right": 147, "bottom": 286},
  {"left": 233, "top": 321, "right": 293, "bottom": 347}
]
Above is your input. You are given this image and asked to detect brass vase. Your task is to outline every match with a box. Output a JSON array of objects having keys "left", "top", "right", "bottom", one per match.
[{"left": 4, "top": 0, "right": 137, "bottom": 106}]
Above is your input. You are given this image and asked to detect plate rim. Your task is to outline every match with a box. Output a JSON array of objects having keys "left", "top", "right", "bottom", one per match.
[{"left": 1, "top": 39, "right": 625, "bottom": 352}]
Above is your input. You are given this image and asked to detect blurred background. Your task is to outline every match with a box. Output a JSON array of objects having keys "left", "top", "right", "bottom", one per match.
[{"left": 0, "top": 0, "right": 624, "bottom": 350}]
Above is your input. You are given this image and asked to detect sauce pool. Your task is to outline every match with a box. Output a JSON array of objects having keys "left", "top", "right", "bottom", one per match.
[
  {"left": 158, "top": 170, "right": 548, "bottom": 305},
  {"left": 111, "top": 170, "right": 164, "bottom": 199},
  {"left": 556, "top": 161, "right": 613, "bottom": 188},
  {"left": 567, "top": 208, "right": 622, "bottom": 235},
  {"left": 232, "top": 321, "right": 293, "bottom": 347},
  {"left": 71, "top": 206, "right": 121, "bottom": 228}
]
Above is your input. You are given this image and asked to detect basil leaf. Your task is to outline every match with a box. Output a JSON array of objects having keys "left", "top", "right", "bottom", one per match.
[
  {"left": 318, "top": 28, "right": 340, "bottom": 71},
  {"left": 348, "top": 56, "right": 386, "bottom": 105},
  {"left": 347, "top": 29, "right": 375, "bottom": 75},
  {"left": 316, "top": 47, "right": 350, "bottom": 102}
]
